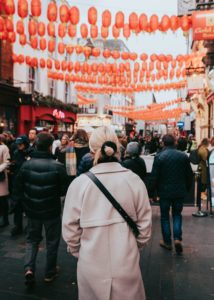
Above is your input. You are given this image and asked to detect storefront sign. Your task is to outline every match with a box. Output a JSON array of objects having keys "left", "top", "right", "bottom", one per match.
[
  {"left": 193, "top": 10, "right": 214, "bottom": 40},
  {"left": 207, "top": 91, "right": 214, "bottom": 103},
  {"left": 52, "top": 109, "right": 65, "bottom": 119}
]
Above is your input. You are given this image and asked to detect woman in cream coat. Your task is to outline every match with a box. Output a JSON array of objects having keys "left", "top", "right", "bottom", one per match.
[
  {"left": 0, "top": 134, "right": 10, "bottom": 227},
  {"left": 62, "top": 126, "right": 152, "bottom": 300}
]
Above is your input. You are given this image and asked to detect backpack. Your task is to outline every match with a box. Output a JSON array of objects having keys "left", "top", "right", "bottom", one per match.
[{"left": 189, "top": 149, "right": 200, "bottom": 165}]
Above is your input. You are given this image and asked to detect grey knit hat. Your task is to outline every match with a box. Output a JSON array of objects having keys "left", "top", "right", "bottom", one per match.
[{"left": 126, "top": 142, "right": 140, "bottom": 156}]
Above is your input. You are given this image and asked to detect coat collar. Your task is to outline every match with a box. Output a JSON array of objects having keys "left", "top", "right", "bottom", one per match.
[{"left": 90, "top": 162, "right": 129, "bottom": 174}]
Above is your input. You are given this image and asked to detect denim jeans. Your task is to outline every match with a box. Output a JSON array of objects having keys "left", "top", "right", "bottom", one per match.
[
  {"left": 159, "top": 198, "right": 183, "bottom": 245},
  {"left": 24, "top": 216, "right": 61, "bottom": 277}
]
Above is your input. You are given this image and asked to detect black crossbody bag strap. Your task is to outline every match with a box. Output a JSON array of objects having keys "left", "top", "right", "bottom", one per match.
[{"left": 85, "top": 171, "right": 140, "bottom": 237}]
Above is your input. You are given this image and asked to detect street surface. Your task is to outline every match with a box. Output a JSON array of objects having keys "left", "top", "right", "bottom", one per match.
[{"left": 0, "top": 206, "right": 214, "bottom": 300}]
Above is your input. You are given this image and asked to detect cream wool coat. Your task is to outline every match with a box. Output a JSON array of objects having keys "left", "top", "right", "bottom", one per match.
[
  {"left": 0, "top": 144, "right": 10, "bottom": 196},
  {"left": 62, "top": 162, "right": 152, "bottom": 300}
]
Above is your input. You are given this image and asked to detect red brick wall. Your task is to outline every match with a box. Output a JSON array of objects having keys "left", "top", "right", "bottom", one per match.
[{"left": 0, "top": 40, "right": 13, "bottom": 82}]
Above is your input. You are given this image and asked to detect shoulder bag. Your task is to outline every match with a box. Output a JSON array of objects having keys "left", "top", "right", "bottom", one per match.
[{"left": 85, "top": 171, "right": 140, "bottom": 237}]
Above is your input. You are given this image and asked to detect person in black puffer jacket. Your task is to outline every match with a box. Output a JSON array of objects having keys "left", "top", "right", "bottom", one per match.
[
  {"left": 122, "top": 142, "right": 147, "bottom": 184},
  {"left": 13, "top": 132, "right": 67, "bottom": 285},
  {"left": 150, "top": 134, "right": 193, "bottom": 254}
]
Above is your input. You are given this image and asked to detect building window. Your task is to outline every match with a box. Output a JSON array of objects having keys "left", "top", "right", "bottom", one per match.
[
  {"left": 29, "top": 67, "right": 35, "bottom": 93},
  {"left": 65, "top": 82, "right": 70, "bottom": 103},
  {"left": 29, "top": 67, "right": 40, "bottom": 93},
  {"left": 48, "top": 79, "right": 55, "bottom": 98}
]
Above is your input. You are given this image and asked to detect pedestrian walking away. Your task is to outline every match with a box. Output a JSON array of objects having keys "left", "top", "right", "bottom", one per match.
[
  {"left": 150, "top": 134, "right": 193, "bottom": 254},
  {"left": 13, "top": 132, "right": 67, "bottom": 286},
  {"left": 62, "top": 126, "right": 152, "bottom": 300}
]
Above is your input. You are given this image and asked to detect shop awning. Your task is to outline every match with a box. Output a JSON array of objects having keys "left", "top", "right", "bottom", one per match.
[
  {"left": 63, "top": 117, "right": 75, "bottom": 124},
  {"left": 36, "top": 114, "right": 55, "bottom": 122}
]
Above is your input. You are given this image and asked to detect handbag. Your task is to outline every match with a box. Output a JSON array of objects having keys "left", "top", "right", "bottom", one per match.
[
  {"left": 85, "top": 171, "right": 140, "bottom": 237},
  {"left": 0, "top": 171, "right": 5, "bottom": 182}
]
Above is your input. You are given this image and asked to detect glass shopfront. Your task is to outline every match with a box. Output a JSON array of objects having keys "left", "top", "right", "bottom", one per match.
[{"left": 0, "top": 106, "right": 18, "bottom": 135}]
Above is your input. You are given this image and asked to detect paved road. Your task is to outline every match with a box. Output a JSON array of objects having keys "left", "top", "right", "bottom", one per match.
[{"left": 0, "top": 206, "right": 214, "bottom": 300}]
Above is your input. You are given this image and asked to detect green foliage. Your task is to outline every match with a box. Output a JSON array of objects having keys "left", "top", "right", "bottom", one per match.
[{"left": 33, "top": 91, "right": 79, "bottom": 113}]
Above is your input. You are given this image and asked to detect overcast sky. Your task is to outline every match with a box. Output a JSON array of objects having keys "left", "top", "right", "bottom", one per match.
[{"left": 71, "top": 0, "right": 188, "bottom": 105}]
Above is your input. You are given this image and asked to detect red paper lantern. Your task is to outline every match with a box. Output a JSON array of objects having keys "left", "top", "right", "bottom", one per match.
[
  {"left": 112, "top": 25, "right": 120, "bottom": 39},
  {"left": 4, "top": 0, "right": 15, "bottom": 15},
  {"left": 58, "top": 23, "right": 66, "bottom": 39},
  {"left": 92, "top": 47, "right": 100, "bottom": 57},
  {"left": 12, "top": 53, "right": 18, "bottom": 63},
  {"left": 74, "top": 62, "right": 81, "bottom": 73},
  {"left": 48, "top": 39, "right": 55, "bottom": 52},
  {"left": 140, "top": 53, "right": 148, "bottom": 61},
  {"left": 55, "top": 60, "right": 60, "bottom": 70},
  {"left": 47, "top": 1, "right": 57, "bottom": 22},
  {"left": 75, "top": 45, "right": 83, "bottom": 55},
  {"left": 25, "top": 56, "right": 31, "bottom": 65},
  {"left": 70, "top": 6, "right": 79, "bottom": 25},
  {"left": 47, "top": 58, "right": 53, "bottom": 69},
  {"left": 90, "top": 25, "right": 98, "bottom": 39},
  {"left": 111, "top": 50, "right": 120, "bottom": 60},
  {"left": 16, "top": 20, "right": 24, "bottom": 35},
  {"left": 115, "top": 11, "right": 124, "bottom": 29},
  {"left": 150, "top": 14, "right": 159, "bottom": 32},
  {"left": 66, "top": 44, "right": 74, "bottom": 55},
  {"left": 101, "top": 26, "right": 108, "bottom": 39},
  {"left": 83, "top": 46, "right": 91, "bottom": 58},
  {"left": 158, "top": 54, "right": 166, "bottom": 62},
  {"left": 18, "top": 0, "right": 28, "bottom": 19},
  {"left": 68, "top": 24, "right": 76, "bottom": 38},
  {"left": 1, "top": 31, "right": 8, "bottom": 41},
  {"left": 38, "top": 22, "right": 45, "bottom": 37},
  {"left": 47, "top": 22, "right": 55, "bottom": 37},
  {"left": 102, "top": 10, "right": 111, "bottom": 27},
  {"left": 40, "top": 58, "right": 46, "bottom": 68},
  {"left": 39, "top": 38, "right": 46, "bottom": 50},
  {"left": 60, "top": 4, "right": 69, "bottom": 23},
  {"left": 170, "top": 15, "right": 179, "bottom": 31},
  {"left": 123, "top": 24, "right": 130, "bottom": 39},
  {"left": 160, "top": 15, "right": 170, "bottom": 32},
  {"left": 5, "top": 19, "right": 14, "bottom": 32},
  {"left": 58, "top": 42, "right": 65, "bottom": 55},
  {"left": 0, "top": 17, "right": 4, "bottom": 32},
  {"left": 88, "top": 7, "right": 97, "bottom": 25},
  {"left": 103, "top": 49, "right": 111, "bottom": 59},
  {"left": 30, "top": 36, "right": 38, "bottom": 49},
  {"left": 121, "top": 52, "right": 129, "bottom": 60},
  {"left": 166, "top": 54, "right": 173, "bottom": 62},
  {"left": 19, "top": 34, "right": 26, "bottom": 46},
  {"left": 61, "top": 60, "right": 67, "bottom": 71},
  {"left": 139, "top": 14, "right": 148, "bottom": 31},
  {"left": 129, "top": 52, "right": 138, "bottom": 61},
  {"left": 18, "top": 54, "right": 24, "bottom": 64},
  {"left": 28, "top": 19, "right": 37, "bottom": 36},
  {"left": 80, "top": 23, "right": 88, "bottom": 39},
  {"left": 180, "top": 16, "right": 191, "bottom": 32},
  {"left": 8, "top": 32, "right": 16, "bottom": 43},
  {"left": 31, "top": 0, "right": 41, "bottom": 18},
  {"left": 68, "top": 62, "right": 73, "bottom": 72},
  {"left": 129, "top": 12, "right": 138, "bottom": 30},
  {"left": 31, "top": 57, "right": 38, "bottom": 68}
]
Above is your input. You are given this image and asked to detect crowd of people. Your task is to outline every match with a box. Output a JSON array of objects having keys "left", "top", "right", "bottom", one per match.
[{"left": 0, "top": 126, "right": 213, "bottom": 299}]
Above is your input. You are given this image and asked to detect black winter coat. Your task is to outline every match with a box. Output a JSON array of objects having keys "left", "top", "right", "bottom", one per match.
[
  {"left": 150, "top": 147, "right": 193, "bottom": 199},
  {"left": 122, "top": 156, "right": 147, "bottom": 183},
  {"left": 13, "top": 151, "right": 68, "bottom": 220}
]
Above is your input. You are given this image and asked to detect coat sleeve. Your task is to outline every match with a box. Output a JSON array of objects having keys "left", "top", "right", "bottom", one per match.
[
  {"left": 57, "top": 163, "right": 68, "bottom": 196},
  {"left": 0, "top": 146, "right": 10, "bottom": 172},
  {"left": 62, "top": 177, "right": 84, "bottom": 258},
  {"left": 134, "top": 180, "right": 152, "bottom": 250}
]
